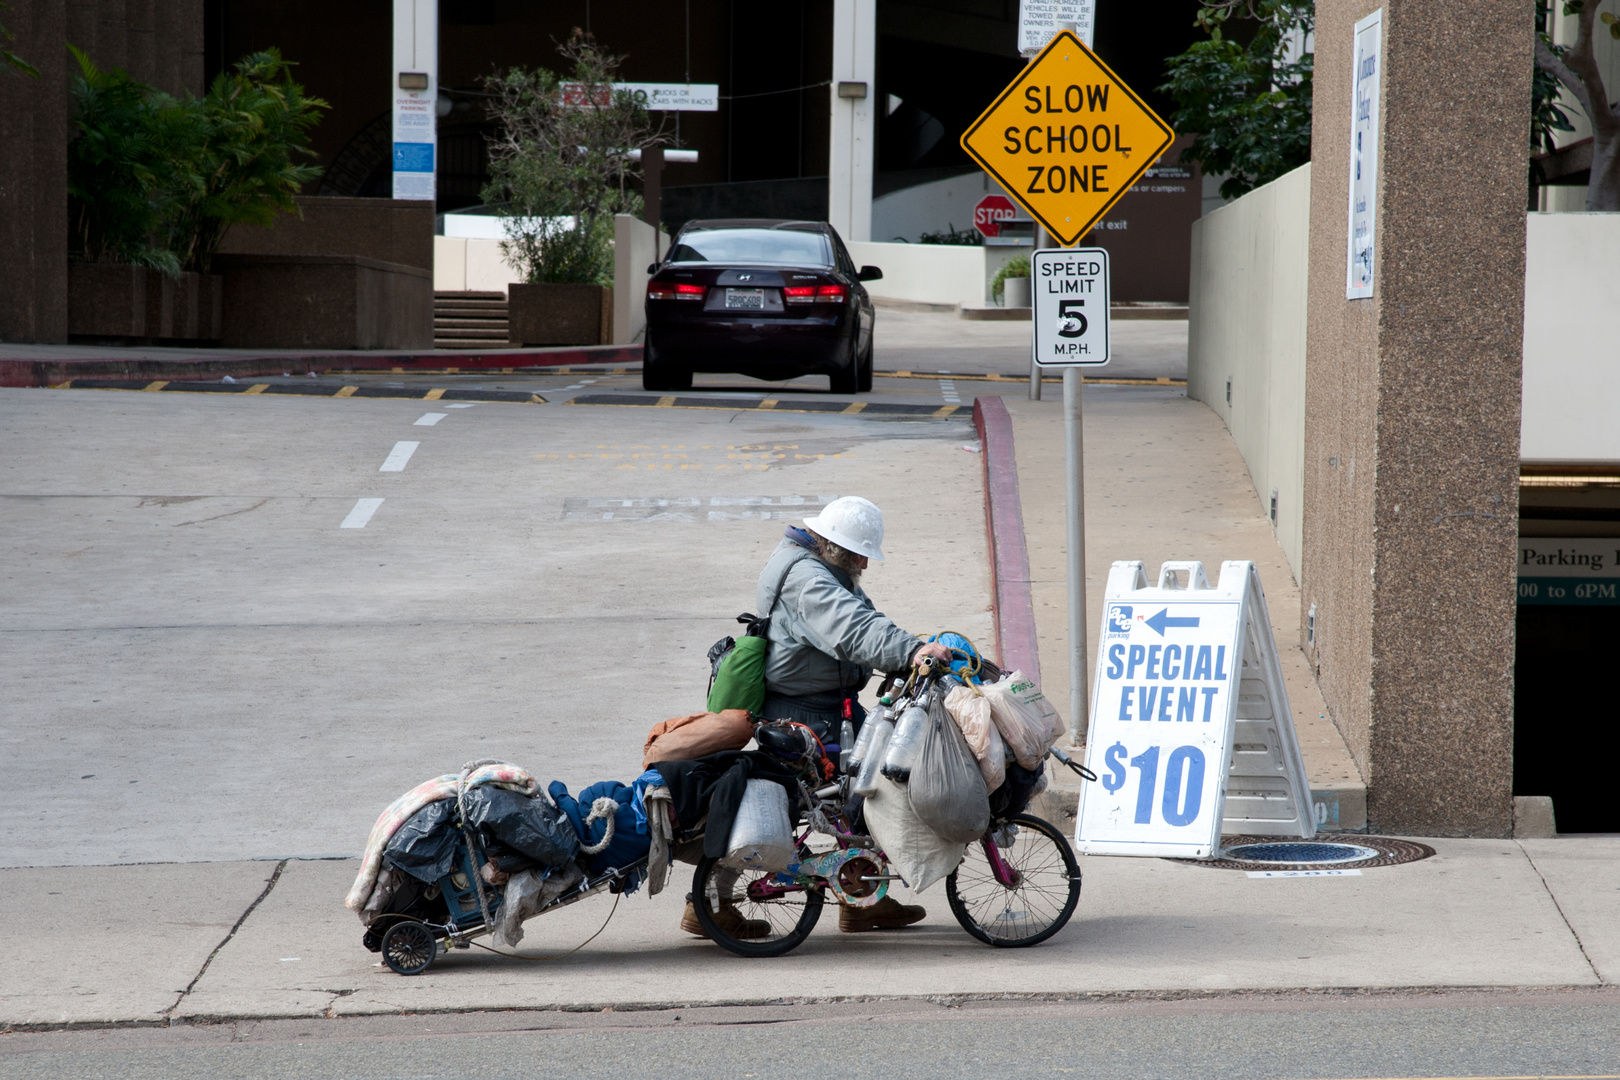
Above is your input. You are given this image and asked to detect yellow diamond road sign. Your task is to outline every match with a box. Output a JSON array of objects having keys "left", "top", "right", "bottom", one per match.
[{"left": 961, "top": 30, "right": 1175, "bottom": 247}]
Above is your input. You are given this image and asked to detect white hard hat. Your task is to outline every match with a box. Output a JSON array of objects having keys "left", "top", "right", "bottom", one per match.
[{"left": 803, "top": 496, "right": 885, "bottom": 561}]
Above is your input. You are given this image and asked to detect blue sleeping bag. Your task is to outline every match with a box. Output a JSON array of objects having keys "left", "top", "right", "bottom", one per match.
[{"left": 548, "top": 780, "right": 652, "bottom": 876}]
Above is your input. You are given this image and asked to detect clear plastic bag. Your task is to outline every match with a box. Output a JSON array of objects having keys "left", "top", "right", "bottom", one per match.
[
  {"left": 944, "top": 684, "right": 1007, "bottom": 792},
  {"left": 908, "top": 691, "right": 991, "bottom": 844},
  {"left": 721, "top": 779, "right": 795, "bottom": 872},
  {"left": 981, "top": 670, "right": 1066, "bottom": 769}
]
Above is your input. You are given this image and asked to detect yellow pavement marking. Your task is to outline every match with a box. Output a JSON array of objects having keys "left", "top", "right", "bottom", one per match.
[
  {"left": 142, "top": 380, "right": 169, "bottom": 392},
  {"left": 655, "top": 396, "right": 676, "bottom": 407},
  {"left": 445, "top": 367, "right": 460, "bottom": 373},
  {"left": 932, "top": 405, "right": 958, "bottom": 418},
  {"left": 243, "top": 384, "right": 268, "bottom": 394},
  {"left": 758, "top": 399, "right": 779, "bottom": 409},
  {"left": 334, "top": 386, "right": 358, "bottom": 398},
  {"left": 49, "top": 380, "right": 74, "bottom": 389},
  {"left": 529, "top": 394, "right": 547, "bottom": 403},
  {"left": 842, "top": 401, "right": 868, "bottom": 414},
  {"left": 423, "top": 388, "right": 446, "bottom": 400}
]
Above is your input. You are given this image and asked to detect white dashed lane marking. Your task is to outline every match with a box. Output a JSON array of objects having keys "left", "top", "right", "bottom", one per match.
[
  {"left": 340, "top": 498, "right": 385, "bottom": 528},
  {"left": 938, "top": 376, "right": 961, "bottom": 405},
  {"left": 443, "top": 403, "right": 478, "bottom": 409},
  {"left": 380, "top": 441, "right": 420, "bottom": 472},
  {"left": 414, "top": 413, "right": 448, "bottom": 426}
]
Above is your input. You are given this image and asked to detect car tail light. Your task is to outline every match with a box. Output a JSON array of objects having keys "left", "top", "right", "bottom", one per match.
[
  {"left": 648, "top": 282, "right": 706, "bottom": 301},
  {"left": 782, "top": 285, "right": 816, "bottom": 305},
  {"left": 816, "top": 284, "right": 848, "bottom": 303}
]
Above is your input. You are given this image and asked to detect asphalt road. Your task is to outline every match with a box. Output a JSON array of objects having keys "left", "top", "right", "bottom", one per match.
[
  {"left": 4, "top": 990, "right": 1617, "bottom": 1079},
  {"left": 0, "top": 369, "right": 998, "bottom": 867}
]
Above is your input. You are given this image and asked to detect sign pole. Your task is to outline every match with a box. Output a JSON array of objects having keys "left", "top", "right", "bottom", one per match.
[{"left": 1063, "top": 365, "right": 1088, "bottom": 746}]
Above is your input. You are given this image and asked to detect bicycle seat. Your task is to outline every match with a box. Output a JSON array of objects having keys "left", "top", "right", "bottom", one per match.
[{"left": 756, "top": 723, "right": 807, "bottom": 761}]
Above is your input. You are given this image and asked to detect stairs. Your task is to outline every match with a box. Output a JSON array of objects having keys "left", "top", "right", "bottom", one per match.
[{"left": 434, "top": 291, "right": 509, "bottom": 350}]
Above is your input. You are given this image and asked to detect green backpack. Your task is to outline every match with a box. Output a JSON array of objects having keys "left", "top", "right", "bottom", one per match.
[{"left": 704, "top": 551, "right": 808, "bottom": 714}]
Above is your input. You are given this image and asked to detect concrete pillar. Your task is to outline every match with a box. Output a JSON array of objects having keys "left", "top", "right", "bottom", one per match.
[
  {"left": 1301, "top": 0, "right": 1529, "bottom": 836},
  {"left": 0, "top": 0, "right": 70, "bottom": 344},
  {"left": 828, "top": 0, "right": 874, "bottom": 242}
]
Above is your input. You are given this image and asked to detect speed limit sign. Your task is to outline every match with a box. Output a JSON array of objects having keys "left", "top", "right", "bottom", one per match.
[{"left": 1032, "top": 248, "right": 1109, "bottom": 367}]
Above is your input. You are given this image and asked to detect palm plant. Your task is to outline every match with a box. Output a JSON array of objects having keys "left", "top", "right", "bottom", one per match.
[
  {"left": 164, "top": 49, "right": 328, "bottom": 274},
  {"left": 66, "top": 46, "right": 188, "bottom": 271}
]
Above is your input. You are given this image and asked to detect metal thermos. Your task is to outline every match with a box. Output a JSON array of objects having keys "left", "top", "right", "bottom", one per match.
[{"left": 851, "top": 715, "right": 894, "bottom": 796}]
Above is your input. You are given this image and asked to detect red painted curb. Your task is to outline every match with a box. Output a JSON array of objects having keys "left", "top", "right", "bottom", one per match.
[
  {"left": 973, "top": 396, "right": 1040, "bottom": 684},
  {"left": 0, "top": 344, "right": 643, "bottom": 388}
]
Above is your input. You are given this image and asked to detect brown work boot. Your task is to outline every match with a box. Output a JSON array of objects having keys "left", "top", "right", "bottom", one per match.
[
  {"left": 839, "top": 895, "right": 926, "bottom": 932},
  {"left": 681, "top": 899, "right": 771, "bottom": 940}
]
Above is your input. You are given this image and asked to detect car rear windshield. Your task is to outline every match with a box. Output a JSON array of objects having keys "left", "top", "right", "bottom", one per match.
[{"left": 667, "top": 228, "right": 832, "bottom": 267}]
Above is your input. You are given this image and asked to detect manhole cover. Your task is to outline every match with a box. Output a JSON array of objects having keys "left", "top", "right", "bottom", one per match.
[
  {"left": 1225, "top": 842, "right": 1379, "bottom": 864},
  {"left": 1171, "top": 835, "right": 1435, "bottom": 870}
]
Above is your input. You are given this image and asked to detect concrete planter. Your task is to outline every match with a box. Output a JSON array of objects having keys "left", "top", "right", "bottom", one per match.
[
  {"left": 1002, "top": 275, "right": 1031, "bottom": 308},
  {"left": 508, "top": 283, "right": 613, "bottom": 346},
  {"left": 68, "top": 263, "right": 223, "bottom": 342},
  {"left": 214, "top": 254, "right": 432, "bottom": 349}
]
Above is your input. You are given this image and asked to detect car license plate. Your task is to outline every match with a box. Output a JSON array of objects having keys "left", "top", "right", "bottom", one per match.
[{"left": 725, "top": 288, "right": 765, "bottom": 309}]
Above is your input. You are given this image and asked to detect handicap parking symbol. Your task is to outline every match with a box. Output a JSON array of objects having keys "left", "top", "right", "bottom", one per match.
[{"left": 1106, "top": 604, "right": 1133, "bottom": 636}]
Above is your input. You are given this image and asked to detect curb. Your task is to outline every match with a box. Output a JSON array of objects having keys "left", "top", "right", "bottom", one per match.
[
  {"left": 972, "top": 396, "right": 1040, "bottom": 682},
  {"left": 0, "top": 344, "right": 643, "bottom": 388}
]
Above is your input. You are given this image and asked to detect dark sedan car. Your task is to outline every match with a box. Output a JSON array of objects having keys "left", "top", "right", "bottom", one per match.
[{"left": 641, "top": 219, "right": 882, "bottom": 393}]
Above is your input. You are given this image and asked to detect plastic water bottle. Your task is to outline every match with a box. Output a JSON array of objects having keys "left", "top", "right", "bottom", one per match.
[
  {"left": 847, "top": 702, "right": 889, "bottom": 776},
  {"left": 851, "top": 715, "right": 894, "bottom": 796},
  {"left": 881, "top": 702, "right": 930, "bottom": 783},
  {"left": 839, "top": 717, "right": 855, "bottom": 775}
]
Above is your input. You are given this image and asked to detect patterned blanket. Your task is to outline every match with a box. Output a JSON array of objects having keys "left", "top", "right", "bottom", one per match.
[{"left": 344, "top": 762, "right": 538, "bottom": 911}]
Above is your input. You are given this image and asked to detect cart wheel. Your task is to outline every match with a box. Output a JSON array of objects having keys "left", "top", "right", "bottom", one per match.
[
  {"left": 381, "top": 920, "right": 439, "bottom": 975},
  {"left": 691, "top": 856, "right": 824, "bottom": 958},
  {"left": 946, "top": 813, "right": 1080, "bottom": 948}
]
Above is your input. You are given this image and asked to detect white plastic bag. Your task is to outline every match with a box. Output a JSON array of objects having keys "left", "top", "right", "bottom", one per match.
[
  {"left": 861, "top": 774, "right": 967, "bottom": 894},
  {"left": 944, "top": 684, "right": 1007, "bottom": 792},
  {"left": 721, "top": 779, "right": 795, "bottom": 872},
  {"left": 981, "top": 670, "right": 1066, "bottom": 769}
]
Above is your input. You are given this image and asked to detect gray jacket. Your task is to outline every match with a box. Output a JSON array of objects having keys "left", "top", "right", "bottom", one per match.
[{"left": 756, "top": 540, "right": 922, "bottom": 697}]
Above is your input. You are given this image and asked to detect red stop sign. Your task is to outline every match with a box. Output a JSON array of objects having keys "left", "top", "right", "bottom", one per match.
[{"left": 974, "top": 195, "right": 1017, "bottom": 239}]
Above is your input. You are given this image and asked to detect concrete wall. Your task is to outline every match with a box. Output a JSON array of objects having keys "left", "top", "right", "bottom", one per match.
[
  {"left": 0, "top": 0, "right": 204, "bottom": 345},
  {"left": 847, "top": 241, "right": 1022, "bottom": 307},
  {"left": 433, "top": 237, "right": 524, "bottom": 293},
  {"left": 1521, "top": 212, "right": 1620, "bottom": 464},
  {"left": 218, "top": 197, "right": 434, "bottom": 271},
  {"left": 1188, "top": 163, "right": 1312, "bottom": 581},
  {"left": 214, "top": 255, "right": 433, "bottom": 350},
  {"left": 611, "top": 215, "right": 669, "bottom": 345}
]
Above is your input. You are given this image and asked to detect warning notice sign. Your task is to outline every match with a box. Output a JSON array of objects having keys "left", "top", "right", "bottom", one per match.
[{"left": 960, "top": 30, "right": 1175, "bottom": 246}]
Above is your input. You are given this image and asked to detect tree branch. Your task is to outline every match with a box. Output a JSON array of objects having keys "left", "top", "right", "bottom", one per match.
[{"left": 1535, "top": 38, "right": 1593, "bottom": 118}]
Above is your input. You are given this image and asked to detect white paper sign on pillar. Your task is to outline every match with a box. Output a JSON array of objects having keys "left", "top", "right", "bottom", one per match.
[
  {"left": 1075, "top": 560, "right": 1315, "bottom": 858},
  {"left": 392, "top": 0, "right": 438, "bottom": 201},
  {"left": 1345, "top": 8, "right": 1382, "bottom": 298},
  {"left": 1018, "top": 0, "right": 1097, "bottom": 54}
]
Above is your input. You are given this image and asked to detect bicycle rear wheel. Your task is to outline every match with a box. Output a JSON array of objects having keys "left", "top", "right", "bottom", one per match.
[
  {"left": 946, "top": 813, "right": 1080, "bottom": 948},
  {"left": 691, "top": 856, "right": 824, "bottom": 958}
]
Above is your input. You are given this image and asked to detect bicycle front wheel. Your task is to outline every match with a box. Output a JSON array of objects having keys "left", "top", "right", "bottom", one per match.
[{"left": 946, "top": 813, "right": 1080, "bottom": 948}]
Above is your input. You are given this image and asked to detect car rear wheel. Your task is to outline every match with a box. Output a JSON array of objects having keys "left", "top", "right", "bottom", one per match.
[
  {"left": 642, "top": 334, "right": 692, "bottom": 392},
  {"left": 830, "top": 332, "right": 861, "bottom": 395}
]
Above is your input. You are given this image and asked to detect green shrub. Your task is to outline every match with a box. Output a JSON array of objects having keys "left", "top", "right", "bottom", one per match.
[
  {"left": 65, "top": 46, "right": 326, "bottom": 275},
  {"left": 481, "top": 31, "right": 662, "bottom": 286},
  {"left": 990, "top": 255, "right": 1030, "bottom": 300}
]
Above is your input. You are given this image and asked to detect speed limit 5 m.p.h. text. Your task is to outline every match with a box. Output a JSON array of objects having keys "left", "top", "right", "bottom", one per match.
[{"left": 1032, "top": 248, "right": 1109, "bottom": 367}]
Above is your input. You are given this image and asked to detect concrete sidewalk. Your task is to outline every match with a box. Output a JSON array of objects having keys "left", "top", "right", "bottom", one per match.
[{"left": 4, "top": 384, "right": 1616, "bottom": 1031}]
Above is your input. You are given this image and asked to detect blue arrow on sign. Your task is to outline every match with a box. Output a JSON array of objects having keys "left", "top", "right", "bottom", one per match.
[{"left": 1144, "top": 608, "right": 1200, "bottom": 636}]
